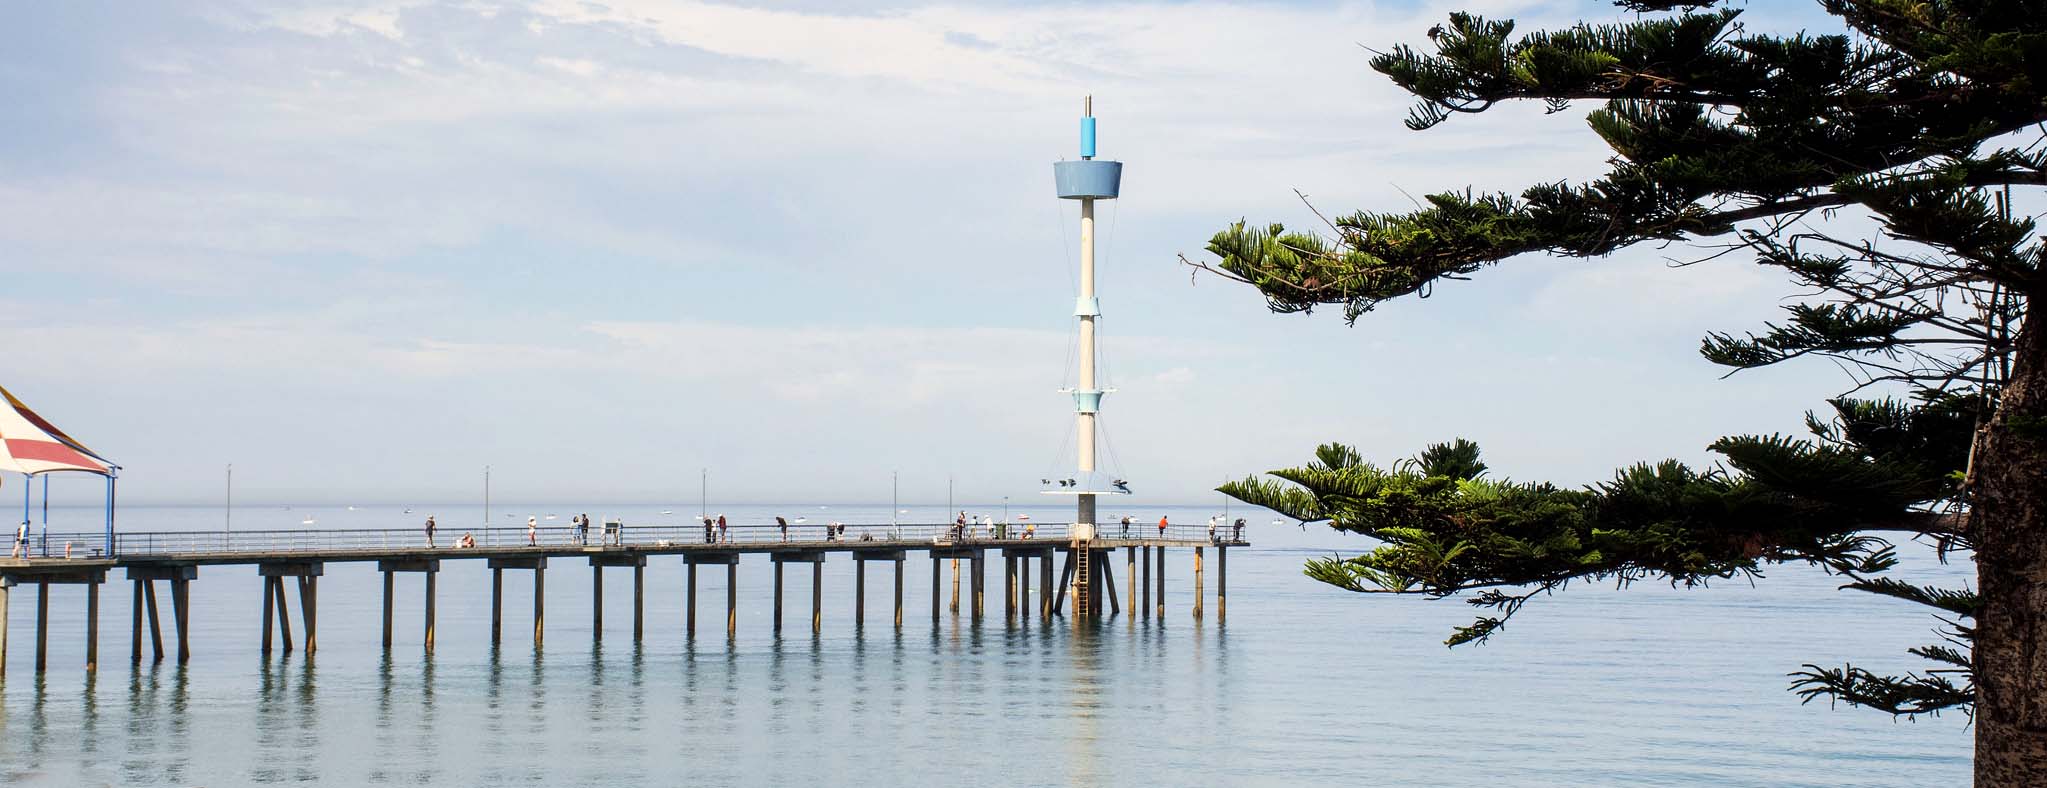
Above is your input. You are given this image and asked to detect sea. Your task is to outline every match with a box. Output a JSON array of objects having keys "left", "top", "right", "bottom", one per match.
[{"left": 0, "top": 503, "right": 1973, "bottom": 786}]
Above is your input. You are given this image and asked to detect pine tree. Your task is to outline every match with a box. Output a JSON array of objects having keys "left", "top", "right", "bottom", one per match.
[{"left": 1190, "top": 3, "right": 2046, "bottom": 781}]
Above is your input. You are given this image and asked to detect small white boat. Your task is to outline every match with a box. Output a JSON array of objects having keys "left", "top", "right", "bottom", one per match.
[
  {"left": 544, "top": 514, "right": 557, "bottom": 521},
  {"left": 301, "top": 516, "right": 316, "bottom": 525},
  {"left": 660, "top": 510, "right": 674, "bottom": 515}
]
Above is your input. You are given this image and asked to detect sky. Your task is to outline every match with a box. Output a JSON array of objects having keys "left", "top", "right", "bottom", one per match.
[{"left": 1, "top": 0, "right": 1863, "bottom": 508}]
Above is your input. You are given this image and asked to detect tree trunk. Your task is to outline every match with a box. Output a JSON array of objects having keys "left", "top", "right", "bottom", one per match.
[{"left": 1974, "top": 305, "right": 2047, "bottom": 784}]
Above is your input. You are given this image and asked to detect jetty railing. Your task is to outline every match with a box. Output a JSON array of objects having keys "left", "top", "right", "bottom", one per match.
[{"left": 21, "top": 523, "right": 1246, "bottom": 559}]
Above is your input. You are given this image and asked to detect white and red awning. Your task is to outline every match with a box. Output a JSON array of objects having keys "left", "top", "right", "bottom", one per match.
[{"left": 0, "top": 385, "right": 113, "bottom": 476}]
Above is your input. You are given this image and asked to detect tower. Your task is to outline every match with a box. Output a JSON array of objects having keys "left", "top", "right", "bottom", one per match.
[{"left": 1049, "top": 97, "right": 1125, "bottom": 616}]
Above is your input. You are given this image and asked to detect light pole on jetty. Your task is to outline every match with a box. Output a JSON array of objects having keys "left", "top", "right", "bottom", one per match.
[{"left": 1050, "top": 96, "right": 1124, "bottom": 618}]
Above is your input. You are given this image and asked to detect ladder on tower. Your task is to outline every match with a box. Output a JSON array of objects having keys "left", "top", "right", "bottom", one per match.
[{"left": 1073, "top": 539, "right": 1092, "bottom": 616}]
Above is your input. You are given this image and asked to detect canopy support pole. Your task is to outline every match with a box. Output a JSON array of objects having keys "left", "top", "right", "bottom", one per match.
[
  {"left": 26, "top": 473, "right": 37, "bottom": 556},
  {"left": 105, "top": 470, "right": 117, "bottom": 557}
]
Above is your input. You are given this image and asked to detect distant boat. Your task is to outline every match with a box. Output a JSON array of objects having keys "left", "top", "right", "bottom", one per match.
[
  {"left": 302, "top": 516, "right": 316, "bottom": 525},
  {"left": 660, "top": 510, "right": 674, "bottom": 515},
  {"left": 544, "top": 514, "right": 557, "bottom": 521},
  {"left": 404, "top": 508, "right": 413, "bottom": 514},
  {"left": 346, "top": 506, "right": 357, "bottom": 511}
]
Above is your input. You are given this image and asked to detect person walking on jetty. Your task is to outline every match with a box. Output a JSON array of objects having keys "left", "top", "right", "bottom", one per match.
[
  {"left": 716, "top": 514, "right": 728, "bottom": 543},
  {"left": 526, "top": 516, "right": 538, "bottom": 546},
  {"left": 1233, "top": 517, "right": 1246, "bottom": 543},
  {"left": 1157, "top": 515, "right": 1168, "bottom": 538},
  {"left": 11, "top": 518, "right": 27, "bottom": 558},
  {"left": 1207, "top": 516, "right": 1218, "bottom": 544},
  {"left": 1120, "top": 515, "right": 1131, "bottom": 539},
  {"left": 777, "top": 516, "right": 789, "bottom": 542},
  {"left": 572, "top": 514, "right": 587, "bottom": 545},
  {"left": 425, "top": 515, "right": 437, "bottom": 548}
]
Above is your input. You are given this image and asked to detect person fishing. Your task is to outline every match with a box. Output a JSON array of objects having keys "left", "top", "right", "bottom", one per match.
[
  {"left": 1120, "top": 515, "right": 1132, "bottom": 539},
  {"left": 777, "top": 516, "right": 789, "bottom": 542},
  {"left": 1233, "top": 517, "right": 1245, "bottom": 542},
  {"left": 525, "top": 516, "right": 537, "bottom": 546},
  {"left": 425, "top": 515, "right": 437, "bottom": 548},
  {"left": 1157, "top": 515, "right": 1168, "bottom": 537},
  {"left": 716, "top": 514, "right": 728, "bottom": 543},
  {"left": 702, "top": 516, "right": 714, "bottom": 544}
]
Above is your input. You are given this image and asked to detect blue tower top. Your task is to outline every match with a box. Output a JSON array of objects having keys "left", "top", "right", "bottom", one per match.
[{"left": 1055, "top": 96, "right": 1121, "bottom": 200}]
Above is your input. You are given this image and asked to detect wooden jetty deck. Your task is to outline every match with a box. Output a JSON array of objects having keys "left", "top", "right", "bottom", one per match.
[{"left": 0, "top": 522, "right": 1244, "bottom": 674}]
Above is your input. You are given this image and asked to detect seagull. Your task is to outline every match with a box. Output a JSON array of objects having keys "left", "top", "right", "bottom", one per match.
[
  {"left": 1041, "top": 479, "right": 1053, "bottom": 485},
  {"left": 1112, "top": 480, "right": 1130, "bottom": 492},
  {"left": 795, "top": 517, "right": 808, "bottom": 524},
  {"left": 1065, "top": 479, "right": 1077, "bottom": 488}
]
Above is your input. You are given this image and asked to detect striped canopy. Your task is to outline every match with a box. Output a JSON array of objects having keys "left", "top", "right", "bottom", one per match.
[{"left": 0, "top": 384, "right": 113, "bottom": 476}]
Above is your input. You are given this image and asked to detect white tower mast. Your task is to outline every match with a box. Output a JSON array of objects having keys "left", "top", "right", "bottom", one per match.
[
  {"left": 1076, "top": 96, "right": 1101, "bottom": 531},
  {"left": 1050, "top": 97, "right": 1124, "bottom": 617}
]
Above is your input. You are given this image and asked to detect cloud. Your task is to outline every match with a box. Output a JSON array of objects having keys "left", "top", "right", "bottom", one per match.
[{"left": 0, "top": 0, "right": 1870, "bottom": 505}]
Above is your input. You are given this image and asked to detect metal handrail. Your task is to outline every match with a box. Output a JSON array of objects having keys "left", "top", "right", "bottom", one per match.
[{"left": 9, "top": 523, "right": 1246, "bottom": 560}]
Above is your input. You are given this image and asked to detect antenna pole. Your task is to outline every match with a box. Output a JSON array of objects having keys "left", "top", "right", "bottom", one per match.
[
  {"left": 484, "top": 465, "right": 491, "bottom": 525},
  {"left": 225, "top": 464, "right": 232, "bottom": 533}
]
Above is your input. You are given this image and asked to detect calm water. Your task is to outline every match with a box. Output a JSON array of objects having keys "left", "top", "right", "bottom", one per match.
[{"left": 1, "top": 503, "right": 1972, "bottom": 786}]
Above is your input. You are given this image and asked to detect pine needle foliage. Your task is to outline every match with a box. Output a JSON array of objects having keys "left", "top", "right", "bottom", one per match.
[
  {"left": 1225, "top": 394, "right": 1976, "bottom": 705},
  {"left": 1194, "top": 1, "right": 2038, "bottom": 724}
]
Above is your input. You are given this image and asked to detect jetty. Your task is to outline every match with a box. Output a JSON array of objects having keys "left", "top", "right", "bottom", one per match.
[
  {"left": 0, "top": 99, "right": 1251, "bottom": 677},
  {"left": 0, "top": 522, "right": 1242, "bottom": 673}
]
